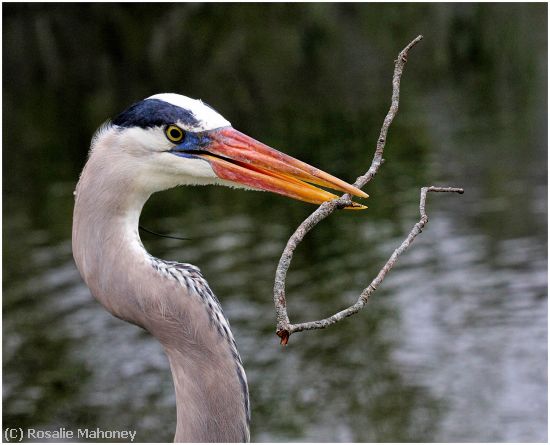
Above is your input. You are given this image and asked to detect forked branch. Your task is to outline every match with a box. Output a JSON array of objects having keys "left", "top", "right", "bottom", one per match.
[{"left": 273, "top": 35, "right": 464, "bottom": 345}]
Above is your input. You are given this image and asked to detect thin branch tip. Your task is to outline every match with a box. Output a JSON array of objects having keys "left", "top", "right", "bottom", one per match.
[
  {"left": 402, "top": 35, "right": 423, "bottom": 52},
  {"left": 424, "top": 186, "right": 465, "bottom": 194}
]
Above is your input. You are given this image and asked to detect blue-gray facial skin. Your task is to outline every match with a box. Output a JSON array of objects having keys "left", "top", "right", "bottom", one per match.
[{"left": 171, "top": 132, "right": 214, "bottom": 159}]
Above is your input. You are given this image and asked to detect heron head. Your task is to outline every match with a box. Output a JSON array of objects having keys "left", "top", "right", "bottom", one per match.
[{"left": 104, "top": 93, "right": 367, "bottom": 207}]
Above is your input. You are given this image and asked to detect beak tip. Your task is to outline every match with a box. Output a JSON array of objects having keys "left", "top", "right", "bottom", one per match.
[
  {"left": 346, "top": 202, "right": 368, "bottom": 210},
  {"left": 356, "top": 189, "right": 369, "bottom": 199},
  {"left": 347, "top": 187, "right": 368, "bottom": 199}
]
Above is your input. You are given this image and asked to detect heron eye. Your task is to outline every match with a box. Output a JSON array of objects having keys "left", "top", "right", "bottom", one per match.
[{"left": 165, "top": 125, "right": 184, "bottom": 143}]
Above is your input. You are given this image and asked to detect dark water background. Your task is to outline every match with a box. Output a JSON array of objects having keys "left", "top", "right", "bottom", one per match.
[{"left": 3, "top": 3, "right": 547, "bottom": 442}]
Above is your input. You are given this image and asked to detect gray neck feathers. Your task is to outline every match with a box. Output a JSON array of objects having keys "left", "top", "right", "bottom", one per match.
[{"left": 72, "top": 140, "right": 250, "bottom": 442}]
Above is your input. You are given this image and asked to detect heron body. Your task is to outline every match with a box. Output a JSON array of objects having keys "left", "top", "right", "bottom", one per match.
[{"left": 72, "top": 94, "right": 367, "bottom": 442}]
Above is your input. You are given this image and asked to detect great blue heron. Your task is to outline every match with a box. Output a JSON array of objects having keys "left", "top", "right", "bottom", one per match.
[{"left": 72, "top": 93, "right": 368, "bottom": 442}]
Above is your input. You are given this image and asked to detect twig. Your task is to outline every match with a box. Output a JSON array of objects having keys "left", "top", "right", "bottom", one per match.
[
  {"left": 273, "top": 35, "right": 463, "bottom": 345},
  {"left": 279, "top": 186, "right": 463, "bottom": 342}
]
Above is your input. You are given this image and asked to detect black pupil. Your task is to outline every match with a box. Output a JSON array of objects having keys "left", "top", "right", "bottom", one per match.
[{"left": 170, "top": 128, "right": 181, "bottom": 139}]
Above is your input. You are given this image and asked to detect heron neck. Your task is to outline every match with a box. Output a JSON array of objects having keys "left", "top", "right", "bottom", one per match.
[
  {"left": 72, "top": 149, "right": 250, "bottom": 442},
  {"left": 72, "top": 150, "right": 151, "bottom": 322},
  {"left": 166, "top": 347, "right": 250, "bottom": 442}
]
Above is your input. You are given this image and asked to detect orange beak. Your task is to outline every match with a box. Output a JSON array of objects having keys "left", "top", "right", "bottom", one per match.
[{"left": 186, "top": 127, "right": 368, "bottom": 209}]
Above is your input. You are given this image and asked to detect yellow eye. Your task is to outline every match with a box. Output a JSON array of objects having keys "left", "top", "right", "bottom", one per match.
[{"left": 165, "top": 125, "right": 184, "bottom": 143}]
